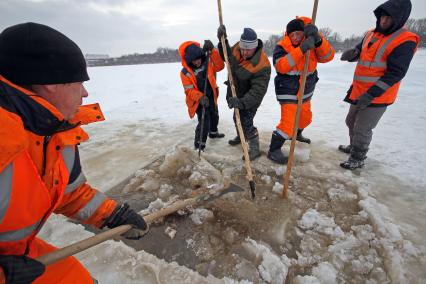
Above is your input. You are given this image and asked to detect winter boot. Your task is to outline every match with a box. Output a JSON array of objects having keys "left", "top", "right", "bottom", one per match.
[
  {"left": 340, "top": 146, "right": 367, "bottom": 170},
  {"left": 296, "top": 129, "right": 311, "bottom": 144},
  {"left": 228, "top": 136, "right": 241, "bottom": 146},
  {"left": 209, "top": 131, "right": 225, "bottom": 139},
  {"left": 338, "top": 145, "right": 352, "bottom": 154},
  {"left": 243, "top": 136, "right": 261, "bottom": 161},
  {"left": 267, "top": 131, "right": 288, "bottom": 164}
]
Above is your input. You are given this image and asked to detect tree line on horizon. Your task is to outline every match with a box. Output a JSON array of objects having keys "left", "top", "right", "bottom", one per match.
[{"left": 87, "top": 18, "right": 426, "bottom": 67}]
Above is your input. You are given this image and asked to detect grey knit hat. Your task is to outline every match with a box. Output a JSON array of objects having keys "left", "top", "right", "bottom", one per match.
[{"left": 239, "top": 28, "right": 258, "bottom": 49}]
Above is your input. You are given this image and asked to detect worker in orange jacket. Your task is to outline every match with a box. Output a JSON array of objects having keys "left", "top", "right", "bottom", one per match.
[
  {"left": 268, "top": 17, "right": 335, "bottom": 164},
  {"left": 0, "top": 23, "right": 148, "bottom": 283},
  {"left": 339, "top": 0, "right": 420, "bottom": 170},
  {"left": 179, "top": 40, "right": 225, "bottom": 150}
]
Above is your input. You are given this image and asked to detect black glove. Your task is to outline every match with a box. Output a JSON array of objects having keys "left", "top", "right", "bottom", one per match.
[
  {"left": 103, "top": 203, "right": 149, "bottom": 240},
  {"left": 199, "top": 95, "right": 209, "bottom": 107},
  {"left": 202, "top": 40, "right": 214, "bottom": 53},
  {"left": 300, "top": 36, "right": 316, "bottom": 53},
  {"left": 227, "top": 97, "right": 244, "bottom": 109},
  {"left": 341, "top": 48, "right": 360, "bottom": 62},
  {"left": 356, "top": 93, "right": 374, "bottom": 110},
  {"left": 304, "top": 24, "right": 318, "bottom": 37},
  {"left": 304, "top": 24, "right": 321, "bottom": 44},
  {"left": 217, "top": 25, "right": 227, "bottom": 40},
  {"left": 0, "top": 255, "right": 45, "bottom": 284}
]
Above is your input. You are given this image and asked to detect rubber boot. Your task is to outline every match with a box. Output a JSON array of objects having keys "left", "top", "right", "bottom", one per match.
[
  {"left": 338, "top": 145, "right": 352, "bottom": 154},
  {"left": 340, "top": 146, "right": 367, "bottom": 170},
  {"left": 267, "top": 131, "right": 288, "bottom": 164},
  {"left": 296, "top": 129, "right": 311, "bottom": 144},
  {"left": 248, "top": 136, "right": 261, "bottom": 160},
  {"left": 228, "top": 136, "right": 241, "bottom": 146}
]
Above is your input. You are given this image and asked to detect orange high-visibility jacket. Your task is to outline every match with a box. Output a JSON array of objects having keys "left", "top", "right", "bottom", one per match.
[
  {"left": 274, "top": 16, "right": 335, "bottom": 104},
  {"left": 349, "top": 28, "right": 420, "bottom": 105},
  {"left": 0, "top": 76, "right": 117, "bottom": 256},
  {"left": 178, "top": 41, "right": 224, "bottom": 118}
]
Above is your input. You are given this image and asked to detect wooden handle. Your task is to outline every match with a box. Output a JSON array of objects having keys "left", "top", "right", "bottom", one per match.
[
  {"left": 283, "top": 0, "right": 319, "bottom": 199},
  {"left": 216, "top": 0, "right": 255, "bottom": 196},
  {"left": 36, "top": 197, "right": 198, "bottom": 266}
]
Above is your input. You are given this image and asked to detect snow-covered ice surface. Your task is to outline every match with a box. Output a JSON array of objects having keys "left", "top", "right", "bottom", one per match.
[{"left": 39, "top": 50, "right": 426, "bottom": 283}]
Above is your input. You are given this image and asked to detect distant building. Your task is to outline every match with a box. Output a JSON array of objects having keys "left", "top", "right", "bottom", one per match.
[{"left": 85, "top": 54, "right": 110, "bottom": 66}]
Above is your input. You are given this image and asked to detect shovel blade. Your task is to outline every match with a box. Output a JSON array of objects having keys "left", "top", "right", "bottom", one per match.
[{"left": 200, "top": 183, "right": 245, "bottom": 203}]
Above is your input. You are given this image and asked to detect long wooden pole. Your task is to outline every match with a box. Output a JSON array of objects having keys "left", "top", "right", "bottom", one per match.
[
  {"left": 282, "top": 0, "right": 319, "bottom": 199},
  {"left": 35, "top": 197, "right": 198, "bottom": 266},
  {"left": 33, "top": 181, "right": 245, "bottom": 267},
  {"left": 217, "top": 0, "right": 256, "bottom": 199}
]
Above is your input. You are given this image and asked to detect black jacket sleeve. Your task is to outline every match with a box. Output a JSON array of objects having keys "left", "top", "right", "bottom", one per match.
[
  {"left": 367, "top": 41, "right": 417, "bottom": 97},
  {"left": 272, "top": 45, "right": 288, "bottom": 67}
]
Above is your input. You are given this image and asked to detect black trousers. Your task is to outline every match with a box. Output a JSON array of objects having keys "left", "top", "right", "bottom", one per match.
[
  {"left": 232, "top": 108, "right": 258, "bottom": 140},
  {"left": 194, "top": 97, "right": 219, "bottom": 149}
]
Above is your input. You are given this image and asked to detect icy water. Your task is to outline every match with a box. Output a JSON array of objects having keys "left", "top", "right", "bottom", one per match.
[{"left": 105, "top": 145, "right": 426, "bottom": 283}]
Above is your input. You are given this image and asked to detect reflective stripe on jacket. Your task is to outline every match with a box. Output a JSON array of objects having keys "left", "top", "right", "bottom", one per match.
[
  {"left": 178, "top": 41, "right": 224, "bottom": 118},
  {"left": 273, "top": 16, "right": 335, "bottom": 104},
  {"left": 0, "top": 76, "right": 117, "bottom": 255},
  {"left": 349, "top": 28, "right": 420, "bottom": 105}
]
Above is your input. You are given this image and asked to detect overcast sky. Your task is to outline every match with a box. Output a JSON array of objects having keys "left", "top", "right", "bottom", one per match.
[{"left": 1, "top": 0, "right": 425, "bottom": 56}]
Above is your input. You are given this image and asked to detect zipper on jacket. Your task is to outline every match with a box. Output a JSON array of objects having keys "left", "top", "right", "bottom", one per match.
[{"left": 42, "top": 136, "right": 51, "bottom": 176}]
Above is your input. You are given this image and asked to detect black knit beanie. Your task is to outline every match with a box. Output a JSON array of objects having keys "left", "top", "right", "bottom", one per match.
[
  {"left": 286, "top": 19, "right": 305, "bottom": 35},
  {"left": 0, "top": 22, "right": 89, "bottom": 85}
]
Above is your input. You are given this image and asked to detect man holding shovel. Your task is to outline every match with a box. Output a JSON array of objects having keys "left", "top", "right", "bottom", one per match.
[
  {"left": 0, "top": 23, "right": 148, "bottom": 283},
  {"left": 217, "top": 26, "right": 271, "bottom": 161},
  {"left": 178, "top": 40, "right": 225, "bottom": 151}
]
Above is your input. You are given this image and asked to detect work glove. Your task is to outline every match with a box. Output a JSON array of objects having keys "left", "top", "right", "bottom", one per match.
[
  {"left": 356, "top": 93, "right": 375, "bottom": 110},
  {"left": 202, "top": 40, "right": 214, "bottom": 53},
  {"left": 0, "top": 255, "right": 45, "bottom": 284},
  {"left": 103, "top": 203, "right": 149, "bottom": 240},
  {"left": 199, "top": 95, "right": 209, "bottom": 107},
  {"left": 304, "top": 24, "right": 322, "bottom": 45},
  {"left": 227, "top": 97, "right": 244, "bottom": 109},
  {"left": 304, "top": 24, "right": 319, "bottom": 38},
  {"left": 217, "top": 24, "right": 227, "bottom": 40},
  {"left": 300, "top": 36, "right": 316, "bottom": 53},
  {"left": 341, "top": 48, "right": 360, "bottom": 62}
]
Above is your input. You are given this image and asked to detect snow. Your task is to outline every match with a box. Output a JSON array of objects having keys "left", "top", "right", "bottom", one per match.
[{"left": 38, "top": 50, "right": 426, "bottom": 283}]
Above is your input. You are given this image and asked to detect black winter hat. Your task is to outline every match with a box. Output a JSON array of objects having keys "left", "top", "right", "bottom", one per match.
[
  {"left": 184, "top": 44, "right": 204, "bottom": 65},
  {"left": 0, "top": 22, "right": 89, "bottom": 85},
  {"left": 286, "top": 19, "right": 305, "bottom": 35}
]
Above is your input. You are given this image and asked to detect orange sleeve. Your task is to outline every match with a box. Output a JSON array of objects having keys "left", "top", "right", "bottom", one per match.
[
  {"left": 180, "top": 71, "right": 203, "bottom": 102},
  {"left": 54, "top": 183, "right": 117, "bottom": 228},
  {"left": 315, "top": 36, "right": 335, "bottom": 63},
  {"left": 274, "top": 47, "right": 304, "bottom": 74},
  {"left": 210, "top": 48, "right": 225, "bottom": 72}
]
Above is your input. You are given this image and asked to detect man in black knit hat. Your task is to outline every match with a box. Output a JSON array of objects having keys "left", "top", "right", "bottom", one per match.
[{"left": 0, "top": 22, "right": 149, "bottom": 283}]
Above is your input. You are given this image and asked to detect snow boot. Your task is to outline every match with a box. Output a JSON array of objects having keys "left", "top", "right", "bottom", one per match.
[
  {"left": 209, "top": 131, "right": 225, "bottom": 139},
  {"left": 296, "top": 129, "right": 311, "bottom": 144},
  {"left": 228, "top": 136, "right": 241, "bottom": 146},
  {"left": 340, "top": 146, "right": 367, "bottom": 170},
  {"left": 267, "top": 131, "right": 288, "bottom": 164},
  {"left": 338, "top": 145, "right": 352, "bottom": 154},
  {"left": 242, "top": 136, "right": 261, "bottom": 161}
]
